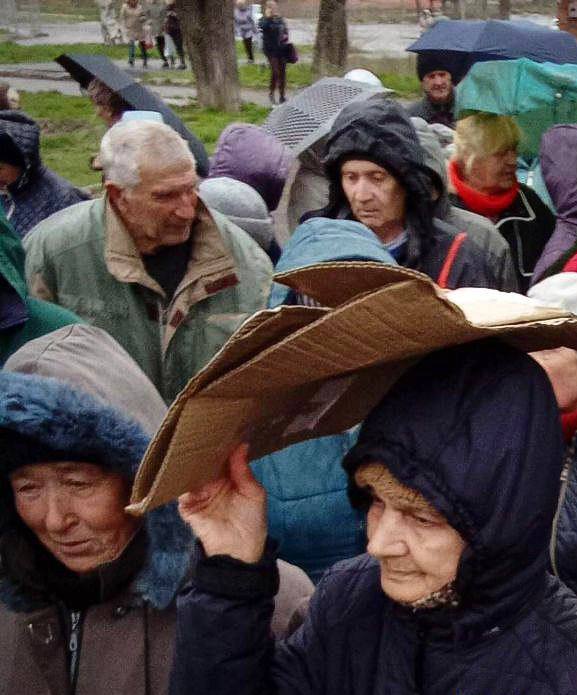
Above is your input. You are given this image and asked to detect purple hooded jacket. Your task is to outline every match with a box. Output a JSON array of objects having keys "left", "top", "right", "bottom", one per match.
[
  {"left": 208, "top": 123, "right": 293, "bottom": 211},
  {"left": 531, "top": 125, "right": 577, "bottom": 284}
]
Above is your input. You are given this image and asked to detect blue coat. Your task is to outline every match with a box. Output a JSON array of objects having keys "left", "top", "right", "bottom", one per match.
[
  {"left": 0, "top": 111, "right": 89, "bottom": 237},
  {"left": 251, "top": 218, "right": 395, "bottom": 581},
  {"left": 171, "top": 341, "right": 577, "bottom": 694}
]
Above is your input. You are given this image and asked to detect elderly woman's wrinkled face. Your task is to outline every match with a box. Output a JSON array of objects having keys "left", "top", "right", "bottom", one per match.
[
  {"left": 356, "top": 463, "right": 466, "bottom": 604},
  {"left": 465, "top": 148, "right": 518, "bottom": 195},
  {"left": 10, "top": 461, "right": 139, "bottom": 575},
  {"left": 341, "top": 159, "right": 407, "bottom": 243}
]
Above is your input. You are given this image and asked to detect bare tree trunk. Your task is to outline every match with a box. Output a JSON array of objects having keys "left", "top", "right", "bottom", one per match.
[
  {"left": 479, "top": 0, "right": 489, "bottom": 18},
  {"left": 456, "top": 0, "right": 466, "bottom": 19},
  {"left": 498, "top": 0, "right": 511, "bottom": 19},
  {"left": 313, "top": 0, "right": 348, "bottom": 78},
  {"left": 177, "top": 0, "right": 240, "bottom": 111}
]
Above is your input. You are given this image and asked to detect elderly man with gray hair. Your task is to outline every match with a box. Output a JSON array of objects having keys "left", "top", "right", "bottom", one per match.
[{"left": 24, "top": 120, "right": 273, "bottom": 403}]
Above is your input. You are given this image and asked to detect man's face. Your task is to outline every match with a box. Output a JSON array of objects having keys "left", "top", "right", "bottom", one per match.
[
  {"left": 340, "top": 159, "right": 407, "bottom": 243},
  {"left": 0, "top": 161, "right": 22, "bottom": 188},
  {"left": 422, "top": 70, "right": 453, "bottom": 105},
  {"left": 465, "top": 148, "right": 518, "bottom": 195},
  {"left": 109, "top": 162, "right": 198, "bottom": 255},
  {"left": 10, "top": 461, "right": 139, "bottom": 575},
  {"left": 356, "top": 464, "right": 466, "bottom": 604}
]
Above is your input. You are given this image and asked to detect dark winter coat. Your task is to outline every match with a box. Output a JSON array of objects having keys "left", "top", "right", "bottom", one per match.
[
  {"left": 0, "top": 111, "right": 89, "bottom": 237},
  {"left": 307, "top": 99, "right": 506, "bottom": 290},
  {"left": 258, "top": 15, "right": 288, "bottom": 57},
  {"left": 0, "top": 208, "right": 82, "bottom": 365},
  {"left": 406, "top": 94, "right": 455, "bottom": 128},
  {"left": 170, "top": 341, "right": 577, "bottom": 695},
  {"left": 530, "top": 125, "right": 577, "bottom": 284},
  {"left": 450, "top": 182, "right": 555, "bottom": 293}
]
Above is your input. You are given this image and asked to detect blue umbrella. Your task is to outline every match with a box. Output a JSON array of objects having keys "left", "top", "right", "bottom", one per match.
[{"left": 408, "top": 19, "right": 577, "bottom": 79}]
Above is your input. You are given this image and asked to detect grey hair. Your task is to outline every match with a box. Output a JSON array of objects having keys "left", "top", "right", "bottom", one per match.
[{"left": 100, "top": 120, "right": 196, "bottom": 189}]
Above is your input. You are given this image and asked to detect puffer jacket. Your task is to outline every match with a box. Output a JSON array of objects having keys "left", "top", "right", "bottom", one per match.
[
  {"left": 0, "top": 111, "right": 89, "bottom": 237},
  {"left": 171, "top": 341, "right": 577, "bottom": 695},
  {"left": 23, "top": 196, "right": 273, "bottom": 403},
  {"left": 252, "top": 218, "right": 396, "bottom": 581},
  {"left": 306, "top": 99, "right": 506, "bottom": 290},
  {"left": 530, "top": 125, "right": 577, "bottom": 284},
  {"left": 0, "top": 207, "right": 81, "bottom": 366}
]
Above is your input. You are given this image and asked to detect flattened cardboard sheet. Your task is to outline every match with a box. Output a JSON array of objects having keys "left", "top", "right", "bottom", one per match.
[{"left": 128, "top": 264, "right": 577, "bottom": 514}]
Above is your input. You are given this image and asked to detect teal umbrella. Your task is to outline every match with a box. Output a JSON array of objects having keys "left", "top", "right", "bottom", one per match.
[{"left": 455, "top": 58, "right": 577, "bottom": 157}]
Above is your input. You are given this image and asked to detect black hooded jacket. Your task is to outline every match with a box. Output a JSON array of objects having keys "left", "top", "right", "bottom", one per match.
[
  {"left": 0, "top": 111, "right": 89, "bottom": 238},
  {"left": 305, "top": 100, "right": 503, "bottom": 290},
  {"left": 170, "top": 341, "right": 577, "bottom": 695}
]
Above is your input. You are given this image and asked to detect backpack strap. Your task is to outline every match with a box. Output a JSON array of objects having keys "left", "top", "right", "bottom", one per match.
[{"left": 437, "top": 232, "right": 467, "bottom": 289}]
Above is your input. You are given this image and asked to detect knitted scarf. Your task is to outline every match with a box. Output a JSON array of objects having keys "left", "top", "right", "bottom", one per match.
[{"left": 448, "top": 159, "right": 519, "bottom": 219}]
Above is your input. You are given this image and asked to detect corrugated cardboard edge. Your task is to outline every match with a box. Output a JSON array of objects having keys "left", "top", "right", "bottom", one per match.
[{"left": 128, "top": 267, "right": 577, "bottom": 515}]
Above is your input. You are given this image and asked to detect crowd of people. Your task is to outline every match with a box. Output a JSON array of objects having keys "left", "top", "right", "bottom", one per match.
[{"left": 3, "top": 15, "right": 577, "bottom": 692}]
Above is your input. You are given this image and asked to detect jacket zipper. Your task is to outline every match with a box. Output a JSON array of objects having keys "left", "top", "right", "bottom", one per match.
[{"left": 68, "top": 609, "right": 84, "bottom": 694}]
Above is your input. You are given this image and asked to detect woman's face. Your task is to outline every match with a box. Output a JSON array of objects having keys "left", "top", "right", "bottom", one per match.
[
  {"left": 10, "top": 461, "right": 139, "bottom": 575},
  {"left": 463, "top": 148, "right": 518, "bottom": 195},
  {"left": 356, "top": 464, "right": 466, "bottom": 604}
]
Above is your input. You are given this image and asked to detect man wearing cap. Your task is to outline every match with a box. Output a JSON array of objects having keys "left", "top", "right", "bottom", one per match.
[
  {"left": 24, "top": 120, "right": 272, "bottom": 404},
  {"left": 406, "top": 55, "right": 458, "bottom": 128}
]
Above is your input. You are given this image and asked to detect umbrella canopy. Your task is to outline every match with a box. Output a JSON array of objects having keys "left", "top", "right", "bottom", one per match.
[
  {"left": 261, "top": 77, "right": 391, "bottom": 155},
  {"left": 456, "top": 58, "right": 577, "bottom": 157},
  {"left": 56, "top": 53, "right": 209, "bottom": 177},
  {"left": 408, "top": 19, "right": 577, "bottom": 80}
]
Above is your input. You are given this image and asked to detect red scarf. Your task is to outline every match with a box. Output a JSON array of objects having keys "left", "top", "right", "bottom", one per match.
[{"left": 448, "top": 159, "right": 519, "bottom": 219}]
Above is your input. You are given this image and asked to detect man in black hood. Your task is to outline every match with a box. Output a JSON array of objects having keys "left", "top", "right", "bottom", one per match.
[
  {"left": 306, "top": 99, "right": 502, "bottom": 289},
  {"left": 406, "top": 54, "right": 461, "bottom": 128}
]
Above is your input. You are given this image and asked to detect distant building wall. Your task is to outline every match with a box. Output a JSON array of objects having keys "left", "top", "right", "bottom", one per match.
[{"left": 558, "top": 0, "right": 577, "bottom": 39}]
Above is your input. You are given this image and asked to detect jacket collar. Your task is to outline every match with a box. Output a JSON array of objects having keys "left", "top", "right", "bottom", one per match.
[
  {"left": 104, "top": 197, "right": 239, "bottom": 300},
  {"left": 104, "top": 198, "right": 240, "bottom": 352}
]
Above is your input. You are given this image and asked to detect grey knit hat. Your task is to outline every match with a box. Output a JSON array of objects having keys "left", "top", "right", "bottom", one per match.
[{"left": 199, "top": 177, "right": 274, "bottom": 251}]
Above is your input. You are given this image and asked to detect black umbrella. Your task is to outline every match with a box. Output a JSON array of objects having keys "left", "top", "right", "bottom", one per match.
[{"left": 56, "top": 53, "right": 209, "bottom": 177}]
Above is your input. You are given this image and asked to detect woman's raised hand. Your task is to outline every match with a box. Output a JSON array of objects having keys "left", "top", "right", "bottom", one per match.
[{"left": 178, "top": 443, "right": 267, "bottom": 564}]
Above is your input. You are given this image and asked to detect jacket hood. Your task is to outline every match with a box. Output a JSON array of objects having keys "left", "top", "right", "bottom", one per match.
[
  {"left": 0, "top": 209, "right": 27, "bottom": 333},
  {"left": 208, "top": 123, "right": 294, "bottom": 211},
  {"left": 0, "top": 371, "right": 192, "bottom": 612},
  {"left": 319, "top": 100, "right": 436, "bottom": 262},
  {"left": 268, "top": 218, "right": 396, "bottom": 308},
  {"left": 410, "top": 116, "right": 450, "bottom": 218},
  {"left": 4, "top": 324, "right": 167, "bottom": 436},
  {"left": 343, "top": 340, "right": 563, "bottom": 642},
  {"left": 0, "top": 111, "right": 41, "bottom": 191}
]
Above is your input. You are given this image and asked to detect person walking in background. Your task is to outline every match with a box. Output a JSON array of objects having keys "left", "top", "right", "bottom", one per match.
[
  {"left": 259, "top": 0, "right": 288, "bottom": 105},
  {"left": 120, "top": 0, "right": 148, "bottom": 68},
  {"left": 146, "top": 0, "right": 169, "bottom": 69},
  {"left": 235, "top": 0, "right": 257, "bottom": 64},
  {"left": 164, "top": 1, "right": 186, "bottom": 70}
]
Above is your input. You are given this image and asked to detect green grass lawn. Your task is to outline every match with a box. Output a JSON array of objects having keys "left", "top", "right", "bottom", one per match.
[{"left": 20, "top": 91, "right": 269, "bottom": 188}]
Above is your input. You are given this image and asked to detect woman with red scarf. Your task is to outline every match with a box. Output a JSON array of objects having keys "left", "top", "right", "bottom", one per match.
[{"left": 449, "top": 113, "right": 554, "bottom": 293}]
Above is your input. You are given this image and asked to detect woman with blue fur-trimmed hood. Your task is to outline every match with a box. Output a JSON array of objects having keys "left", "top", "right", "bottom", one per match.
[{"left": 0, "top": 366, "right": 312, "bottom": 694}]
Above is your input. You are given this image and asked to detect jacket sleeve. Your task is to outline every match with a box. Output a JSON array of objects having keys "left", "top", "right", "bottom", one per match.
[
  {"left": 169, "top": 542, "right": 328, "bottom": 695},
  {"left": 23, "top": 228, "right": 57, "bottom": 303}
]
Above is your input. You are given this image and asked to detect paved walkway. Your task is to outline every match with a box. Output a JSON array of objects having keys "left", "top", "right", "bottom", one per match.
[{"left": 0, "top": 60, "right": 274, "bottom": 106}]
